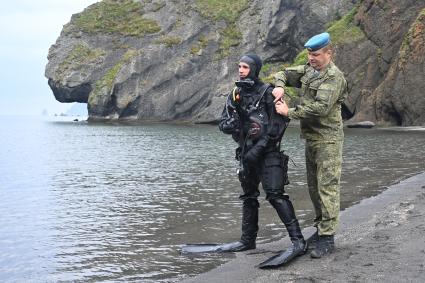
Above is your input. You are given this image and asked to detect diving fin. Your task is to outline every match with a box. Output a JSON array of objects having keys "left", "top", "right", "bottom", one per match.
[
  {"left": 257, "top": 240, "right": 307, "bottom": 269},
  {"left": 181, "top": 241, "right": 255, "bottom": 254}
]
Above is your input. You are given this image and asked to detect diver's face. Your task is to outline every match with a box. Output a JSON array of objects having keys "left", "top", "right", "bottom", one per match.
[{"left": 238, "top": 62, "right": 250, "bottom": 79}]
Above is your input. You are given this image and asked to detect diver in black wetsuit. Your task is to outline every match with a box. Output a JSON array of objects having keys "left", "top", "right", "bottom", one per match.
[{"left": 182, "top": 54, "right": 307, "bottom": 269}]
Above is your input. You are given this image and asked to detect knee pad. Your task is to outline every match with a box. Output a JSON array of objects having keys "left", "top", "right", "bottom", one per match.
[
  {"left": 268, "top": 195, "right": 289, "bottom": 207},
  {"left": 268, "top": 196, "right": 297, "bottom": 225}
]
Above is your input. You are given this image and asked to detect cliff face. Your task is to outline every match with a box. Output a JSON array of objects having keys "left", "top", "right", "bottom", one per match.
[
  {"left": 45, "top": 0, "right": 425, "bottom": 126},
  {"left": 45, "top": 0, "right": 354, "bottom": 122},
  {"left": 340, "top": 0, "right": 425, "bottom": 126}
]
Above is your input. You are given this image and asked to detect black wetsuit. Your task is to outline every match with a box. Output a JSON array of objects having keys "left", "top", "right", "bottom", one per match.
[
  {"left": 219, "top": 79, "right": 306, "bottom": 261},
  {"left": 221, "top": 81, "right": 290, "bottom": 201},
  {"left": 181, "top": 54, "right": 306, "bottom": 269}
]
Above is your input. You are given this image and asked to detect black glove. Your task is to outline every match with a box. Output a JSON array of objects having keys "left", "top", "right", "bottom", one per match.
[
  {"left": 243, "top": 136, "right": 269, "bottom": 164},
  {"left": 219, "top": 115, "right": 240, "bottom": 135}
]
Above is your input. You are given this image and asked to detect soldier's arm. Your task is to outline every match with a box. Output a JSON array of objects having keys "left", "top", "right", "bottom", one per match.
[
  {"left": 288, "top": 76, "right": 345, "bottom": 119},
  {"left": 274, "top": 65, "right": 306, "bottom": 89}
]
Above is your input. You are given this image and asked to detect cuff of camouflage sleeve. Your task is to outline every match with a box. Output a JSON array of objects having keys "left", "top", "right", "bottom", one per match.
[
  {"left": 274, "top": 82, "right": 286, "bottom": 88},
  {"left": 287, "top": 108, "right": 297, "bottom": 120},
  {"left": 273, "top": 72, "right": 287, "bottom": 88}
]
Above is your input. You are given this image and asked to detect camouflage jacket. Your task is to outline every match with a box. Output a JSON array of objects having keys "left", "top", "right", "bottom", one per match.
[{"left": 274, "top": 62, "right": 347, "bottom": 141}]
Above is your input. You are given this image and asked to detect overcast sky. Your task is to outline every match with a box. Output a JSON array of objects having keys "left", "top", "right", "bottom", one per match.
[{"left": 0, "top": 0, "right": 99, "bottom": 115}]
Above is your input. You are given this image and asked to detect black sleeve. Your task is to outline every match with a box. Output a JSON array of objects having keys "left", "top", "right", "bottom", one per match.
[
  {"left": 265, "top": 88, "right": 290, "bottom": 144},
  {"left": 219, "top": 92, "right": 241, "bottom": 142}
]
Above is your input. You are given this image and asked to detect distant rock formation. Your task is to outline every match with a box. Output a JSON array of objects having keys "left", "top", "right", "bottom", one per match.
[
  {"left": 45, "top": 0, "right": 425, "bottom": 126},
  {"left": 346, "top": 121, "right": 375, "bottom": 128}
]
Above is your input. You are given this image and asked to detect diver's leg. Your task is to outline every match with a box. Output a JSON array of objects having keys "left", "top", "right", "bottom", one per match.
[
  {"left": 232, "top": 166, "right": 261, "bottom": 251},
  {"left": 258, "top": 152, "right": 307, "bottom": 268}
]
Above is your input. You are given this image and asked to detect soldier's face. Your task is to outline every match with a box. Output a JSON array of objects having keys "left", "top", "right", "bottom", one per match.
[
  {"left": 308, "top": 49, "right": 332, "bottom": 70},
  {"left": 239, "top": 62, "right": 250, "bottom": 79}
]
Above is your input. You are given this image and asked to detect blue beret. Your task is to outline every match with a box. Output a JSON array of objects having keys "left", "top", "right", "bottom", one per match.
[{"left": 304, "top": 32, "right": 330, "bottom": 51}]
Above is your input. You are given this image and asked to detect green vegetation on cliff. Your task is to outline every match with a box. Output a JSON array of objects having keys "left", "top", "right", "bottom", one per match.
[
  {"left": 195, "top": 0, "right": 249, "bottom": 59},
  {"left": 154, "top": 36, "right": 182, "bottom": 47},
  {"left": 195, "top": 0, "right": 249, "bottom": 23},
  {"left": 68, "top": 0, "right": 161, "bottom": 36},
  {"left": 57, "top": 43, "right": 106, "bottom": 80},
  {"left": 89, "top": 50, "right": 138, "bottom": 105},
  {"left": 190, "top": 35, "right": 209, "bottom": 55},
  {"left": 217, "top": 24, "right": 243, "bottom": 57},
  {"left": 399, "top": 8, "right": 425, "bottom": 65},
  {"left": 292, "top": 50, "right": 308, "bottom": 66},
  {"left": 327, "top": 7, "right": 365, "bottom": 44}
]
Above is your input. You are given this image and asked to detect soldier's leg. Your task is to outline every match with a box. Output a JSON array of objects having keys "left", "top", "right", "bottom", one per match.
[
  {"left": 305, "top": 141, "right": 321, "bottom": 226},
  {"left": 315, "top": 141, "right": 342, "bottom": 236},
  {"left": 310, "top": 141, "right": 342, "bottom": 259}
]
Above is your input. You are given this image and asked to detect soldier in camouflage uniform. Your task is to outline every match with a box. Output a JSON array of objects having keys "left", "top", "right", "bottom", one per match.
[{"left": 273, "top": 32, "right": 347, "bottom": 258}]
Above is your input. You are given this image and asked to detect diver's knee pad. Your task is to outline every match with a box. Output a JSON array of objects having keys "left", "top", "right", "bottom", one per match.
[{"left": 268, "top": 196, "right": 297, "bottom": 225}]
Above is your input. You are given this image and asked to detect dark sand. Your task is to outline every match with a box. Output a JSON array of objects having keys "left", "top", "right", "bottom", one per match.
[{"left": 182, "top": 172, "right": 425, "bottom": 282}]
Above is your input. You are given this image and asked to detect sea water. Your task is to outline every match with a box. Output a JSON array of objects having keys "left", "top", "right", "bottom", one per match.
[{"left": 0, "top": 116, "right": 424, "bottom": 282}]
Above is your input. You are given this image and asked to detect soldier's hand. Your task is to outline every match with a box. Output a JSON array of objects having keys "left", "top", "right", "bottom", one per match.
[
  {"left": 275, "top": 101, "right": 289, "bottom": 116},
  {"left": 272, "top": 87, "right": 285, "bottom": 103}
]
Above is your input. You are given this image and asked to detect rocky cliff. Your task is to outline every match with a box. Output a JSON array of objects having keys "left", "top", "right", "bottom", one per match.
[
  {"left": 341, "top": 0, "right": 425, "bottom": 126},
  {"left": 45, "top": 0, "right": 425, "bottom": 126}
]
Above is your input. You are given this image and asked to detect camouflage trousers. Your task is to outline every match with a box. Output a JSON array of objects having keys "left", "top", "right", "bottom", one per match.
[{"left": 305, "top": 139, "right": 343, "bottom": 236}]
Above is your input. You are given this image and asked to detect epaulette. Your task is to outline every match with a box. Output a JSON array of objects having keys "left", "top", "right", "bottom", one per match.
[{"left": 327, "top": 66, "right": 336, "bottom": 77}]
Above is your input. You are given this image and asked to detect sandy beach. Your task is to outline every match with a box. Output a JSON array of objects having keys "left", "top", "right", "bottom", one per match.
[{"left": 181, "top": 171, "right": 425, "bottom": 282}]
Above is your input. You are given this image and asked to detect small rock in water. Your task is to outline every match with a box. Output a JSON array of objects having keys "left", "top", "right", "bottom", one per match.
[{"left": 346, "top": 121, "right": 375, "bottom": 129}]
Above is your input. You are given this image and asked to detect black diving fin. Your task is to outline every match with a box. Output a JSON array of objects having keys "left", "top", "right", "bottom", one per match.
[
  {"left": 257, "top": 240, "right": 307, "bottom": 269},
  {"left": 181, "top": 241, "right": 254, "bottom": 254}
]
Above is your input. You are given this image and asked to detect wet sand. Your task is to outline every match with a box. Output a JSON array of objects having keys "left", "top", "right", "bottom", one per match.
[{"left": 181, "top": 171, "right": 425, "bottom": 282}]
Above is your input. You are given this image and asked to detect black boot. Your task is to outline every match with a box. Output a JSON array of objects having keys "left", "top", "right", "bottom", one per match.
[
  {"left": 310, "top": 235, "right": 334, "bottom": 258},
  {"left": 258, "top": 198, "right": 307, "bottom": 269},
  {"left": 306, "top": 230, "right": 319, "bottom": 249},
  {"left": 222, "top": 198, "right": 258, "bottom": 252},
  {"left": 181, "top": 199, "right": 258, "bottom": 254},
  {"left": 273, "top": 198, "right": 307, "bottom": 256}
]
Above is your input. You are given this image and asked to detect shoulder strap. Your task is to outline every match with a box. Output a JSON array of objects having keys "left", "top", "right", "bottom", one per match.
[{"left": 254, "top": 83, "right": 271, "bottom": 108}]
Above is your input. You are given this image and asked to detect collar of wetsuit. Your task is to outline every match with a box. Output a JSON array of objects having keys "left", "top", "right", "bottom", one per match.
[{"left": 235, "top": 78, "right": 255, "bottom": 89}]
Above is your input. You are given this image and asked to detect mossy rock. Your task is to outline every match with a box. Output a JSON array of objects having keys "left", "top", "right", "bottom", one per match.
[
  {"left": 66, "top": 0, "right": 161, "bottom": 36},
  {"left": 89, "top": 49, "right": 139, "bottom": 104},
  {"left": 57, "top": 43, "right": 106, "bottom": 80},
  {"left": 194, "top": 0, "right": 249, "bottom": 23},
  {"left": 154, "top": 36, "right": 182, "bottom": 47},
  {"left": 399, "top": 8, "right": 425, "bottom": 65},
  {"left": 194, "top": 0, "right": 248, "bottom": 60},
  {"left": 190, "top": 35, "right": 209, "bottom": 55},
  {"left": 216, "top": 24, "right": 242, "bottom": 59},
  {"left": 327, "top": 6, "right": 365, "bottom": 45}
]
